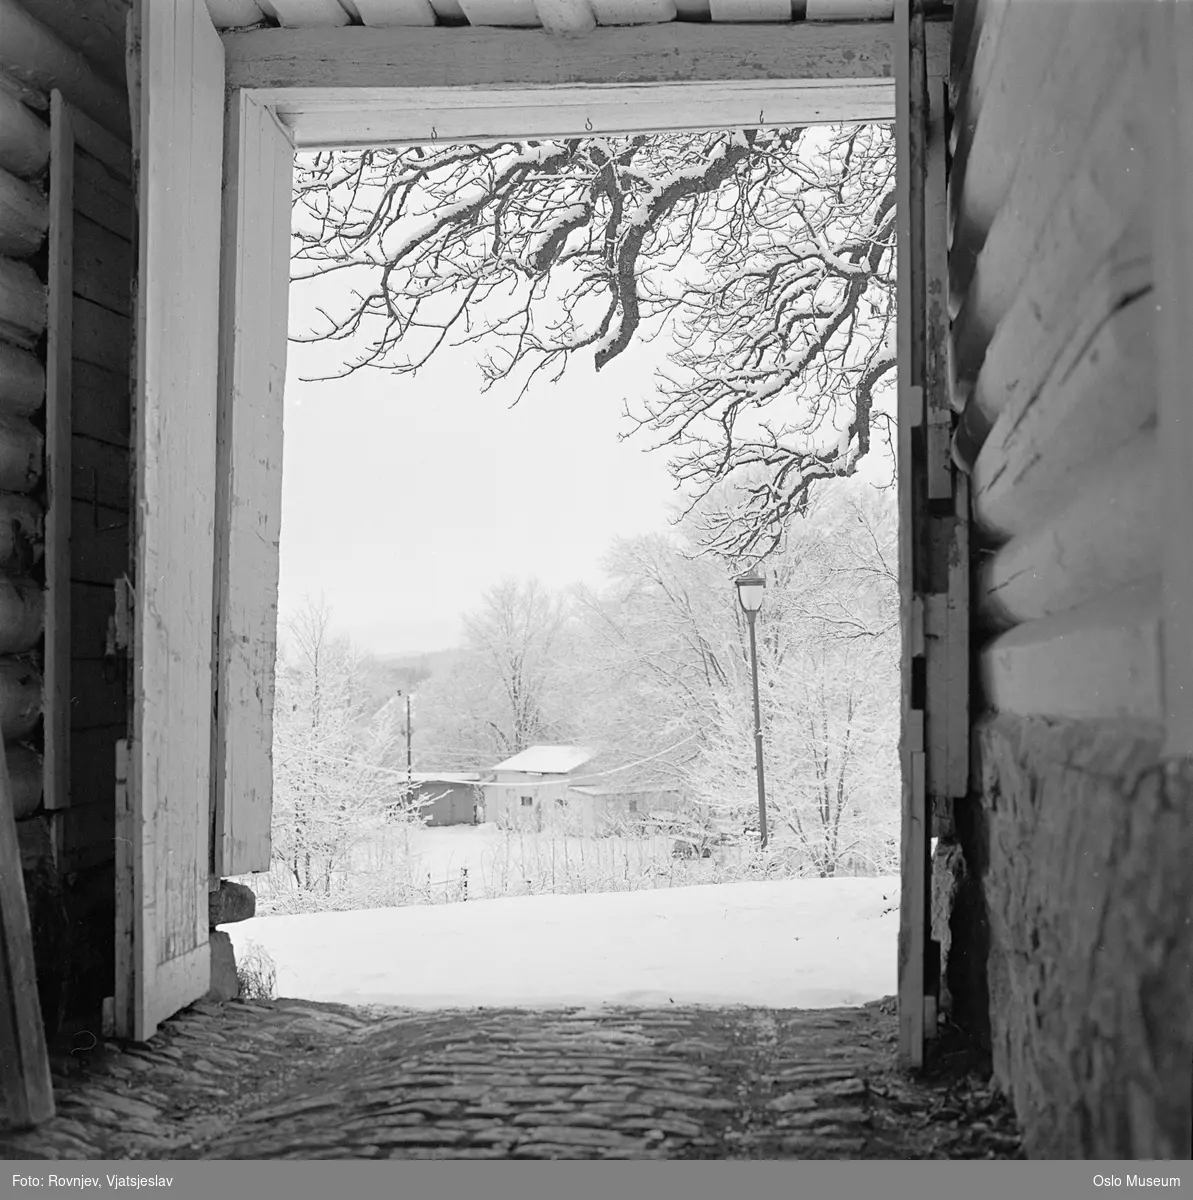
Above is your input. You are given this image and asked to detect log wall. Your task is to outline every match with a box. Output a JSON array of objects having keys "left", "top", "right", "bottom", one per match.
[
  {"left": 0, "top": 73, "right": 54, "bottom": 1027},
  {"left": 1, "top": 0, "right": 132, "bottom": 1038},
  {"left": 940, "top": 0, "right": 1191, "bottom": 1159}
]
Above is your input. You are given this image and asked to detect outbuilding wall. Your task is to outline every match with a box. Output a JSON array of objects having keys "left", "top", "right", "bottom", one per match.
[
  {"left": 942, "top": 0, "right": 1191, "bottom": 1158},
  {"left": 1, "top": 0, "right": 134, "bottom": 1037},
  {"left": 485, "top": 773, "right": 571, "bottom": 830},
  {"left": 414, "top": 781, "right": 478, "bottom": 827}
]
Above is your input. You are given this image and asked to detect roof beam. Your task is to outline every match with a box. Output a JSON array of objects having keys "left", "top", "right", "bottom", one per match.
[
  {"left": 252, "top": 80, "right": 894, "bottom": 146},
  {"left": 222, "top": 21, "right": 901, "bottom": 91},
  {"left": 220, "top": 20, "right": 929, "bottom": 145},
  {"left": 531, "top": 0, "right": 597, "bottom": 34}
]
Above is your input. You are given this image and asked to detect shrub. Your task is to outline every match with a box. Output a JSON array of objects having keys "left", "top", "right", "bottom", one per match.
[{"left": 237, "top": 939, "right": 278, "bottom": 1001}]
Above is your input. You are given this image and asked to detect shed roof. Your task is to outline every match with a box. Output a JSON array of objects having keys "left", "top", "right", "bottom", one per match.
[
  {"left": 410, "top": 772, "right": 480, "bottom": 785},
  {"left": 569, "top": 784, "right": 679, "bottom": 798},
  {"left": 491, "top": 745, "right": 595, "bottom": 774}
]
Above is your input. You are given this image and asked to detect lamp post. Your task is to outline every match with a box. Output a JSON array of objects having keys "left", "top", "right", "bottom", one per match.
[{"left": 735, "top": 567, "right": 769, "bottom": 850}]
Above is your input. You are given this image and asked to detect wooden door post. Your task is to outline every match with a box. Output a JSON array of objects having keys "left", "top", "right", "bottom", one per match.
[{"left": 896, "top": 0, "right": 960, "bottom": 1069}]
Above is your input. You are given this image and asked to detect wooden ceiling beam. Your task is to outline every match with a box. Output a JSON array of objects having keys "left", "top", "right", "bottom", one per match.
[
  {"left": 531, "top": 0, "right": 598, "bottom": 34},
  {"left": 262, "top": 0, "right": 353, "bottom": 26},
  {"left": 349, "top": 0, "right": 439, "bottom": 25},
  {"left": 223, "top": 20, "right": 903, "bottom": 91},
  {"left": 206, "top": 0, "right": 270, "bottom": 28},
  {"left": 263, "top": 79, "right": 895, "bottom": 146}
]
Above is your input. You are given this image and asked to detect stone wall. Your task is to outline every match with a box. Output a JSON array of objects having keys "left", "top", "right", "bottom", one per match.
[
  {"left": 945, "top": 713, "right": 1191, "bottom": 1159},
  {"left": 207, "top": 880, "right": 257, "bottom": 1002}
]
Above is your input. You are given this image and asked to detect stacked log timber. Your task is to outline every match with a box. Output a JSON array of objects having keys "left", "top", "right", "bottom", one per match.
[
  {"left": 941, "top": 1, "right": 1190, "bottom": 1163},
  {"left": 0, "top": 2, "right": 134, "bottom": 1043},
  {"left": 0, "top": 75, "right": 49, "bottom": 831},
  {"left": 947, "top": 5, "right": 1158, "bottom": 725}
]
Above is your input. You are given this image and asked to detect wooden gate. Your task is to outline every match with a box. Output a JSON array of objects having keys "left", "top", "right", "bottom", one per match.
[
  {"left": 115, "top": 0, "right": 226, "bottom": 1041},
  {"left": 895, "top": 0, "right": 967, "bottom": 1069}
]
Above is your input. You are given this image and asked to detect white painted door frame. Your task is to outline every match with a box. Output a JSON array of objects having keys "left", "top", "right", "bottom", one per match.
[
  {"left": 209, "top": 12, "right": 951, "bottom": 1064},
  {"left": 210, "top": 90, "right": 295, "bottom": 882}
]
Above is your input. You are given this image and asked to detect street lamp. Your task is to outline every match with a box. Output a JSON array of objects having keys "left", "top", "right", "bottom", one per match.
[{"left": 735, "top": 567, "right": 769, "bottom": 851}]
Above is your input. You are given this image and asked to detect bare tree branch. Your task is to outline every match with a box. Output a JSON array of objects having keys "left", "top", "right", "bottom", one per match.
[{"left": 292, "top": 124, "right": 897, "bottom": 554}]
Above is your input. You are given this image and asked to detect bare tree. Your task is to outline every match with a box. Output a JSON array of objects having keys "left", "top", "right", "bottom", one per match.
[
  {"left": 416, "top": 578, "right": 576, "bottom": 761},
  {"left": 272, "top": 598, "right": 401, "bottom": 893},
  {"left": 292, "top": 124, "right": 897, "bottom": 555}
]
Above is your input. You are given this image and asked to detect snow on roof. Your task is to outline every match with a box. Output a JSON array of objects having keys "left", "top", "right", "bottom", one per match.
[
  {"left": 490, "top": 745, "right": 595, "bottom": 775},
  {"left": 410, "top": 772, "right": 480, "bottom": 785},
  {"left": 569, "top": 785, "right": 678, "bottom": 798}
]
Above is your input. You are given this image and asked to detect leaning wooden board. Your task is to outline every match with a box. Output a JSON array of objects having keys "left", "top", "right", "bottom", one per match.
[{"left": 0, "top": 737, "right": 54, "bottom": 1129}]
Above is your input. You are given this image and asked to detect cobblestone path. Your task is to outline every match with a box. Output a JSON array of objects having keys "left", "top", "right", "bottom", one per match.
[{"left": 0, "top": 998, "right": 1023, "bottom": 1161}]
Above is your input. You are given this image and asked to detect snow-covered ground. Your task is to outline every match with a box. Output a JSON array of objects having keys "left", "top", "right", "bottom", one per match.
[{"left": 225, "top": 875, "right": 899, "bottom": 1010}]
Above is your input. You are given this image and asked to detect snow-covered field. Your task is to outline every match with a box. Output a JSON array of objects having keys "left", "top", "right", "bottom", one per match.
[
  {"left": 225, "top": 875, "right": 900, "bottom": 1010},
  {"left": 248, "top": 821, "right": 765, "bottom": 915}
]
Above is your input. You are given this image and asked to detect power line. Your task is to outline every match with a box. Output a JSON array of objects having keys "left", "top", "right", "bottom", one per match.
[
  {"left": 277, "top": 732, "right": 699, "bottom": 791},
  {"left": 439, "top": 734, "right": 700, "bottom": 791}
]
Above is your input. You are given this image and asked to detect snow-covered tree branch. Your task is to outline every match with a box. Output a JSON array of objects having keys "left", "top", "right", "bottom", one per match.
[{"left": 292, "top": 124, "right": 897, "bottom": 555}]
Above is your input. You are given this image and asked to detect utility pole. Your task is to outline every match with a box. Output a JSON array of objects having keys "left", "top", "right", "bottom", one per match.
[
  {"left": 397, "top": 690, "right": 414, "bottom": 813},
  {"left": 405, "top": 691, "right": 413, "bottom": 799}
]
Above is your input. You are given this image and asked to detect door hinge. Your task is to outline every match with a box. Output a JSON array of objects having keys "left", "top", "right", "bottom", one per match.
[
  {"left": 106, "top": 575, "right": 133, "bottom": 656},
  {"left": 907, "top": 383, "right": 925, "bottom": 429}
]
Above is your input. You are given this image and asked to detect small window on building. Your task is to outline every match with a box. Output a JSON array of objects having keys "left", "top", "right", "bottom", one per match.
[
  {"left": 521, "top": 796, "right": 534, "bottom": 807},
  {"left": 629, "top": 800, "right": 638, "bottom": 813}
]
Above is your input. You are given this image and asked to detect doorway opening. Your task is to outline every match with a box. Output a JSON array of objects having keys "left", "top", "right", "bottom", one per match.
[{"left": 225, "top": 118, "right": 906, "bottom": 1014}]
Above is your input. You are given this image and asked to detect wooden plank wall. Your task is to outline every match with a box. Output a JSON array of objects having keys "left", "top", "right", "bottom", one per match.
[
  {"left": 0, "top": 0, "right": 133, "bottom": 1043},
  {"left": 948, "top": 1, "right": 1160, "bottom": 726}
]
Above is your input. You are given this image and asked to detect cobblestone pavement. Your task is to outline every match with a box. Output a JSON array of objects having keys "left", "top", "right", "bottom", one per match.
[{"left": 0, "top": 998, "right": 1023, "bottom": 1161}]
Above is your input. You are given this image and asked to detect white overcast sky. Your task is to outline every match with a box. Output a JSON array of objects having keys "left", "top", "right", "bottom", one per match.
[{"left": 279, "top": 321, "right": 683, "bottom": 657}]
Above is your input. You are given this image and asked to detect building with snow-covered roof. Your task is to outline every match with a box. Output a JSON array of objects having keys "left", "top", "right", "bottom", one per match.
[
  {"left": 482, "top": 745, "right": 595, "bottom": 831},
  {"left": 490, "top": 745, "right": 595, "bottom": 775},
  {"left": 483, "top": 746, "right": 686, "bottom": 834}
]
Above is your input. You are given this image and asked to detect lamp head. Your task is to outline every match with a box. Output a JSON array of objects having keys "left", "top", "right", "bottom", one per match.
[{"left": 734, "top": 567, "right": 766, "bottom": 614}]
